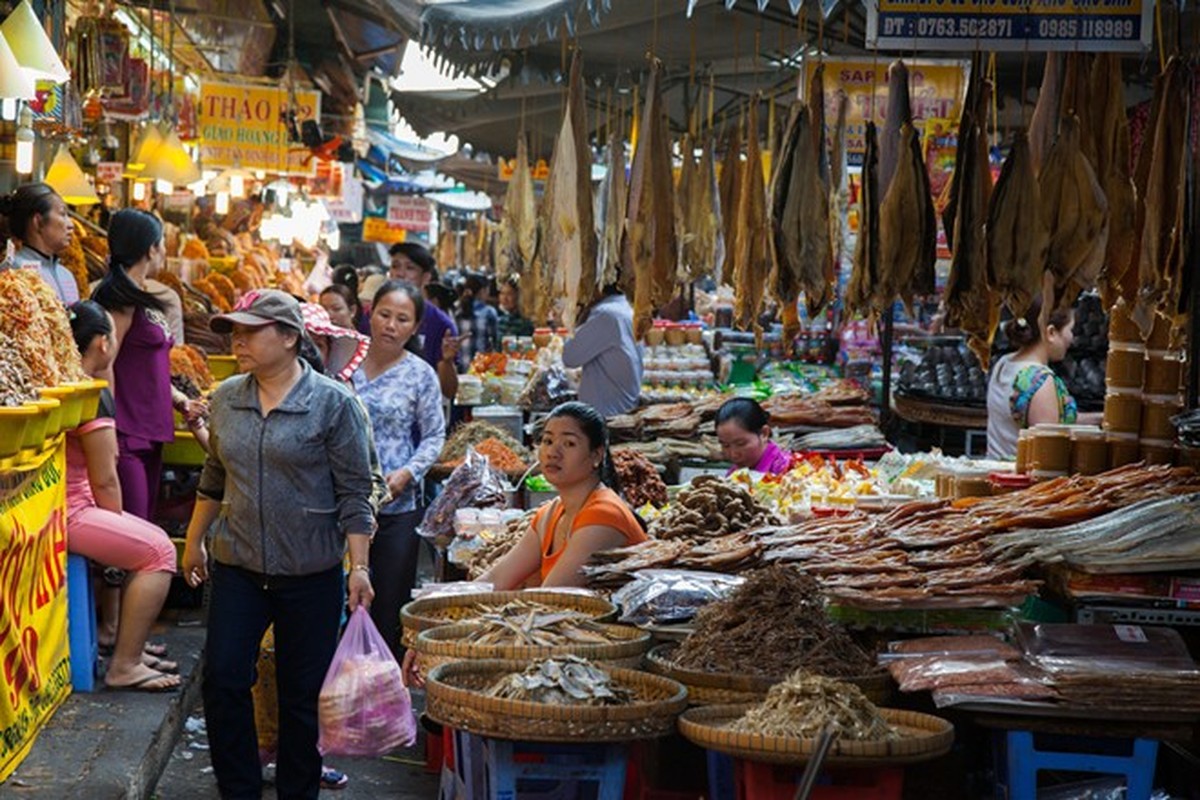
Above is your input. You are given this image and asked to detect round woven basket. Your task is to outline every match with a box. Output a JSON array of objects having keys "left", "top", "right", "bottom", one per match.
[
  {"left": 400, "top": 591, "right": 617, "bottom": 649},
  {"left": 426, "top": 659, "right": 688, "bottom": 743},
  {"left": 414, "top": 622, "right": 650, "bottom": 679},
  {"left": 678, "top": 703, "right": 954, "bottom": 766},
  {"left": 645, "top": 644, "right": 892, "bottom": 706}
]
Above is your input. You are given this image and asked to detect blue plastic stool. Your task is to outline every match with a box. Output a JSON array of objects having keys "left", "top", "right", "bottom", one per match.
[
  {"left": 706, "top": 751, "right": 736, "bottom": 800},
  {"left": 1000, "top": 730, "right": 1158, "bottom": 800},
  {"left": 66, "top": 554, "right": 98, "bottom": 691},
  {"left": 453, "top": 731, "right": 627, "bottom": 800}
]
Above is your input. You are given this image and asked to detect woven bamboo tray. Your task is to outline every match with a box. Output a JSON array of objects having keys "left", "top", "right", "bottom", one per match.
[
  {"left": 645, "top": 644, "right": 892, "bottom": 706},
  {"left": 400, "top": 590, "right": 617, "bottom": 649},
  {"left": 414, "top": 622, "right": 650, "bottom": 678},
  {"left": 678, "top": 703, "right": 954, "bottom": 766},
  {"left": 425, "top": 659, "right": 688, "bottom": 743}
]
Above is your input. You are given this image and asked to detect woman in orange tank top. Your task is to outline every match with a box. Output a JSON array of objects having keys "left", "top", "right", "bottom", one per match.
[{"left": 481, "top": 401, "right": 647, "bottom": 588}]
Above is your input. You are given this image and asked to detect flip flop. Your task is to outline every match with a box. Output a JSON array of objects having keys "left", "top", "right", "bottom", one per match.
[
  {"left": 144, "top": 656, "right": 179, "bottom": 674},
  {"left": 106, "top": 672, "right": 180, "bottom": 693},
  {"left": 99, "top": 642, "right": 169, "bottom": 658}
]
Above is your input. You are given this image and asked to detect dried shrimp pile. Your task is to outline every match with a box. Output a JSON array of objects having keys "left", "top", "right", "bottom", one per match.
[
  {"left": 458, "top": 603, "right": 612, "bottom": 647},
  {"left": 651, "top": 475, "right": 777, "bottom": 540},
  {"left": 445, "top": 437, "right": 527, "bottom": 472},
  {"left": 0, "top": 270, "right": 87, "bottom": 386},
  {"left": 612, "top": 449, "right": 667, "bottom": 508},
  {"left": 441, "top": 421, "right": 531, "bottom": 465},
  {"left": 463, "top": 512, "right": 532, "bottom": 580},
  {"left": 486, "top": 656, "right": 633, "bottom": 706},
  {"left": 169, "top": 345, "right": 214, "bottom": 390},
  {"left": 0, "top": 332, "right": 37, "bottom": 406},
  {"left": 732, "top": 670, "right": 898, "bottom": 741},
  {"left": 672, "top": 566, "right": 875, "bottom": 678}
]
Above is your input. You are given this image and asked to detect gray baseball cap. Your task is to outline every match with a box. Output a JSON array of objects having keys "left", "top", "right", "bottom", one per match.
[{"left": 210, "top": 289, "right": 305, "bottom": 334}]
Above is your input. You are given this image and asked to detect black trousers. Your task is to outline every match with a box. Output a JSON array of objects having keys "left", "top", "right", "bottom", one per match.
[
  {"left": 202, "top": 562, "right": 343, "bottom": 800},
  {"left": 369, "top": 508, "right": 424, "bottom": 659}
]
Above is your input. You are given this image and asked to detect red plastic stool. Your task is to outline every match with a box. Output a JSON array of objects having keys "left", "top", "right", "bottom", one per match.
[{"left": 735, "top": 759, "right": 904, "bottom": 800}]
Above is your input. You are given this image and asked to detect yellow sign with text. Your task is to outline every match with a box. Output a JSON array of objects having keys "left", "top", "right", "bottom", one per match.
[
  {"left": 804, "top": 58, "right": 968, "bottom": 168},
  {"left": 0, "top": 442, "right": 70, "bottom": 782},
  {"left": 199, "top": 81, "right": 321, "bottom": 174},
  {"left": 362, "top": 216, "right": 407, "bottom": 245}
]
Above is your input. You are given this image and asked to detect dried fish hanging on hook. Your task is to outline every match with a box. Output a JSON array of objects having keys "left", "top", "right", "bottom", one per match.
[{"left": 731, "top": 95, "right": 771, "bottom": 346}]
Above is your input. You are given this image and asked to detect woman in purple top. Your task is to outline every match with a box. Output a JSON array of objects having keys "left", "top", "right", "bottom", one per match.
[
  {"left": 92, "top": 209, "right": 205, "bottom": 520},
  {"left": 716, "top": 398, "right": 793, "bottom": 475}
]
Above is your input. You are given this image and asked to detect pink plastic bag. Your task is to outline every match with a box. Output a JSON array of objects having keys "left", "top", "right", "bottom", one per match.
[{"left": 317, "top": 607, "right": 416, "bottom": 757}]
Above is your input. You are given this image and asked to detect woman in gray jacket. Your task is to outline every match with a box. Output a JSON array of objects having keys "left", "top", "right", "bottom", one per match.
[{"left": 182, "top": 290, "right": 375, "bottom": 800}]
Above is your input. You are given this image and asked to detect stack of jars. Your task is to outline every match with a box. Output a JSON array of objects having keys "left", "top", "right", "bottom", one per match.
[{"left": 1103, "top": 305, "right": 1185, "bottom": 466}]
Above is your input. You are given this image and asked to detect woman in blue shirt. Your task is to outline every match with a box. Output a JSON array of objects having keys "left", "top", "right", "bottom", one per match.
[{"left": 350, "top": 280, "right": 446, "bottom": 655}]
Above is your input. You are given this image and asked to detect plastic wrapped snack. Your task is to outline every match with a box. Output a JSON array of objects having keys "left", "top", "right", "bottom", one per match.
[
  {"left": 417, "top": 448, "right": 510, "bottom": 547},
  {"left": 611, "top": 570, "right": 745, "bottom": 626},
  {"left": 318, "top": 608, "right": 416, "bottom": 757}
]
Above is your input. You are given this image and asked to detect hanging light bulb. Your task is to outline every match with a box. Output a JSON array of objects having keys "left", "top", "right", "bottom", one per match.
[
  {"left": 43, "top": 145, "right": 100, "bottom": 205},
  {"left": 215, "top": 191, "right": 230, "bottom": 215},
  {"left": 15, "top": 105, "right": 34, "bottom": 175},
  {"left": 0, "top": 98, "right": 16, "bottom": 121},
  {"left": 156, "top": 178, "right": 173, "bottom": 194},
  {"left": 132, "top": 181, "right": 147, "bottom": 201}
]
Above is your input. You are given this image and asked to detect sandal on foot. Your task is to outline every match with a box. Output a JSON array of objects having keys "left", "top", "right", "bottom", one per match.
[
  {"left": 106, "top": 672, "right": 180, "bottom": 693},
  {"left": 99, "top": 642, "right": 169, "bottom": 658},
  {"left": 143, "top": 655, "right": 178, "bottom": 674},
  {"left": 320, "top": 767, "right": 348, "bottom": 790}
]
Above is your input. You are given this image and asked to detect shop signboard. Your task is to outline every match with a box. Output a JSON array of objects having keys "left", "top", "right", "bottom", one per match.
[
  {"left": 0, "top": 444, "right": 71, "bottom": 782},
  {"left": 386, "top": 195, "right": 433, "bottom": 233},
  {"left": 95, "top": 162, "right": 125, "bottom": 185},
  {"left": 362, "top": 215, "right": 407, "bottom": 245},
  {"left": 867, "top": 0, "right": 1153, "bottom": 52},
  {"left": 804, "top": 57, "right": 968, "bottom": 168},
  {"left": 326, "top": 166, "right": 364, "bottom": 224},
  {"left": 199, "top": 80, "right": 321, "bottom": 174}
]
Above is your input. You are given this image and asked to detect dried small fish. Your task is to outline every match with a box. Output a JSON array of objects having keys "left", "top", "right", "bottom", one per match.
[
  {"left": 458, "top": 604, "right": 613, "bottom": 647},
  {"left": 486, "top": 656, "right": 634, "bottom": 706},
  {"left": 732, "top": 670, "right": 898, "bottom": 741}
]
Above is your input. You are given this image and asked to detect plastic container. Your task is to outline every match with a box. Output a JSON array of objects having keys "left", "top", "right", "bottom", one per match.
[
  {"left": 455, "top": 374, "right": 483, "bottom": 406},
  {"left": 532, "top": 328, "right": 553, "bottom": 348},
  {"left": 1030, "top": 425, "right": 1071, "bottom": 473},
  {"left": 1107, "top": 432, "right": 1141, "bottom": 469},
  {"left": 1140, "top": 394, "right": 1183, "bottom": 440},
  {"left": 21, "top": 399, "right": 58, "bottom": 450},
  {"left": 1104, "top": 343, "right": 1146, "bottom": 388},
  {"left": 207, "top": 354, "right": 238, "bottom": 380},
  {"left": 1139, "top": 438, "right": 1177, "bottom": 466},
  {"left": 1103, "top": 386, "right": 1143, "bottom": 433},
  {"left": 1108, "top": 301, "right": 1141, "bottom": 344},
  {"left": 990, "top": 472, "right": 1035, "bottom": 494},
  {"left": 1143, "top": 350, "right": 1184, "bottom": 395},
  {"left": 954, "top": 472, "right": 993, "bottom": 499},
  {"left": 1069, "top": 427, "right": 1108, "bottom": 476},
  {"left": 1015, "top": 429, "right": 1033, "bottom": 474},
  {"left": 33, "top": 397, "right": 64, "bottom": 440},
  {"left": 664, "top": 324, "right": 686, "bottom": 347},
  {"left": 645, "top": 327, "right": 665, "bottom": 347},
  {"left": 0, "top": 405, "right": 37, "bottom": 459},
  {"left": 684, "top": 322, "right": 704, "bottom": 345},
  {"left": 70, "top": 379, "right": 107, "bottom": 424},
  {"left": 39, "top": 384, "right": 83, "bottom": 430}
]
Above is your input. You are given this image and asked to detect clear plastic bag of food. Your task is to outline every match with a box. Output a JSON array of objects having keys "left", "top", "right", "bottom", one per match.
[
  {"left": 611, "top": 569, "right": 745, "bottom": 626},
  {"left": 519, "top": 364, "right": 576, "bottom": 411},
  {"left": 1016, "top": 622, "right": 1200, "bottom": 676},
  {"left": 887, "top": 656, "right": 1029, "bottom": 693},
  {"left": 879, "top": 634, "right": 1020, "bottom": 663},
  {"left": 417, "top": 448, "right": 510, "bottom": 547},
  {"left": 318, "top": 607, "right": 416, "bottom": 757},
  {"left": 410, "top": 581, "right": 495, "bottom": 601}
]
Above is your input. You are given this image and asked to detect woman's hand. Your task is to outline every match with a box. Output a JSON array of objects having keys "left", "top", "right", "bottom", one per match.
[
  {"left": 182, "top": 539, "right": 208, "bottom": 587},
  {"left": 347, "top": 569, "right": 374, "bottom": 611},
  {"left": 402, "top": 649, "right": 425, "bottom": 688},
  {"left": 386, "top": 468, "right": 412, "bottom": 499},
  {"left": 440, "top": 330, "right": 461, "bottom": 365},
  {"left": 181, "top": 398, "right": 208, "bottom": 424}
]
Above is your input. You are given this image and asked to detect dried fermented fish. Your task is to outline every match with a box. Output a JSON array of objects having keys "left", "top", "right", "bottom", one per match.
[
  {"left": 1090, "top": 54, "right": 1136, "bottom": 308},
  {"left": 623, "top": 58, "right": 677, "bottom": 339},
  {"left": 487, "top": 656, "right": 634, "bottom": 706},
  {"left": 828, "top": 90, "right": 850, "bottom": 272},
  {"left": 541, "top": 50, "right": 597, "bottom": 332},
  {"left": 943, "top": 52, "right": 986, "bottom": 252},
  {"left": 846, "top": 122, "right": 881, "bottom": 319},
  {"left": 879, "top": 60, "right": 911, "bottom": 198},
  {"left": 679, "top": 130, "right": 722, "bottom": 284},
  {"left": 879, "top": 122, "right": 937, "bottom": 315},
  {"left": 986, "top": 132, "right": 1048, "bottom": 317},
  {"left": 1039, "top": 114, "right": 1109, "bottom": 314},
  {"left": 1028, "top": 53, "right": 1062, "bottom": 176},
  {"left": 731, "top": 96, "right": 771, "bottom": 345},
  {"left": 717, "top": 121, "right": 742, "bottom": 284},
  {"left": 673, "top": 567, "right": 876, "bottom": 679},
  {"left": 732, "top": 670, "right": 898, "bottom": 741},
  {"left": 596, "top": 135, "right": 627, "bottom": 292}
]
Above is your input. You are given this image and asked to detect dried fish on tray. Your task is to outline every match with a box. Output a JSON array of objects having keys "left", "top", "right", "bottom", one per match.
[
  {"left": 487, "top": 656, "right": 635, "bottom": 706},
  {"left": 455, "top": 605, "right": 612, "bottom": 647},
  {"left": 731, "top": 670, "right": 898, "bottom": 741}
]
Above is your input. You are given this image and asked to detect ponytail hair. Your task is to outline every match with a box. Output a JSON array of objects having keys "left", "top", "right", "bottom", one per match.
[
  {"left": 91, "top": 209, "right": 165, "bottom": 313},
  {"left": 1003, "top": 295, "right": 1074, "bottom": 350},
  {"left": 67, "top": 300, "right": 112, "bottom": 354},
  {"left": 544, "top": 401, "right": 622, "bottom": 495}
]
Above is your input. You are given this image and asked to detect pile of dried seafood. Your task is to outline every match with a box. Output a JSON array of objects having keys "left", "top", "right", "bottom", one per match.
[
  {"left": 732, "top": 670, "right": 898, "bottom": 741},
  {"left": 440, "top": 421, "right": 532, "bottom": 465},
  {"left": 672, "top": 566, "right": 875, "bottom": 678},
  {"left": 457, "top": 604, "right": 613, "bottom": 647},
  {"left": 461, "top": 513, "right": 532, "bottom": 580},
  {"left": 486, "top": 656, "right": 634, "bottom": 706},
  {"left": 651, "top": 476, "right": 778, "bottom": 540}
]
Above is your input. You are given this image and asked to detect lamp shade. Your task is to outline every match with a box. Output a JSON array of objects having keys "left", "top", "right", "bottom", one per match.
[
  {"left": 1, "top": 0, "right": 69, "bottom": 83},
  {"left": 141, "top": 127, "right": 201, "bottom": 186},
  {"left": 44, "top": 145, "right": 99, "bottom": 205},
  {"left": 127, "top": 123, "right": 165, "bottom": 172},
  {"left": 0, "top": 30, "right": 35, "bottom": 99}
]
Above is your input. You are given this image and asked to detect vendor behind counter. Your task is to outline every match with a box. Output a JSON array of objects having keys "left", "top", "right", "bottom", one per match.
[{"left": 562, "top": 287, "right": 642, "bottom": 418}]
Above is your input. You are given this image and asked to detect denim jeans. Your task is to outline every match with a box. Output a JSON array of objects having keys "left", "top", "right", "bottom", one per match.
[
  {"left": 369, "top": 508, "right": 424, "bottom": 659},
  {"left": 203, "top": 562, "right": 343, "bottom": 799}
]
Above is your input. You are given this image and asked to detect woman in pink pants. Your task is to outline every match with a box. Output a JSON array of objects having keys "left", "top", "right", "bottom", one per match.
[{"left": 67, "top": 300, "right": 179, "bottom": 692}]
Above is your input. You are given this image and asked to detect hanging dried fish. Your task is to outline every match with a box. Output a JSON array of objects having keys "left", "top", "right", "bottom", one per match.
[
  {"left": 828, "top": 90, "right": 850, "bottom": 271},
  {"left": 622, "top": 58, "right": 677, "bottom": 340},
  {"left": 595, "top": 134, "right": 626, "bottom": 293},
  {"left": 986, "top": 132, "right": 1048, "bottom": 317},
  {"left": 943, "top": 53, "right": 985, "bottom": 251},
  {"left": 498, "top": 134, "right": 539, "bottom": 290},
  {"left": 879, "top": 60, "right": 912, "bottom": 199},
  {"left": 845, "top": 122, "right": 881, "bottom": 319},
  {"left": 1028, "top": 53, "right": 1062, "bottom": 176},
  {"left": 732, "top": 96, "right": 772, "bottom": 346},
  {"left": 717, "top": 120, "right": 743, "bottom": 285},
  {"left": 1059, "top": 53, "right": 1097, "bottom": 171},
  {"left": 540, "top": 49, "right": 597, "bottom": 332},
  {"left": 1091, "top": 54, "right": 1136, "bottom": 309},
  {"left": 679, "top": 128, "right": 722, "bottom": 284}
]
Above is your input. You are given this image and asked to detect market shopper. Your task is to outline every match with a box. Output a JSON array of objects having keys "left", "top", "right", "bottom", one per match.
[
  {"left": 455, "top": 272, "right": 500, "bottom": 367},
  {"left": 181, "top": 289, "right": 376, "bottom": 800},
  {"left": 389, "top": 241, "right": 459, "bottom": 399},
  {"left": 66, "top": 300, "right": 180, "bottom": 692},
  {"left": 562, "top": 287, "right": 643, "bottom": 417},
  {"left": 350, "top": 280, "right": 446, "bottom": 656},
  {"left": 319, "top": 283, "right": 367, "bottom": 336},
  {"left": 497, "top": 277, "right": 534, "bottom": 337},
  {"left": 92, "top": 209, "right": 204, "bottom": 521},
  {"left": 0, "top": 182, "right": 80, "bottom": 303},
  {"left": 715, "top": 398, "right": 793, "bottom": 475},
  {"left": 986, "top": 298, "right": 1100, "bottom": 459}
]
